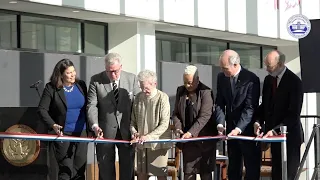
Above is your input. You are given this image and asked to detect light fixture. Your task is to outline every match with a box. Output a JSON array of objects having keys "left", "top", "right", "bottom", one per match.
[
  {"left": 9, "top": 1, "right": 17, "bottom": 3},
  {"left": 125, "top": 18, "right": 132, "bottom": 21},
  {"left": 72, "top": 10, "right": 80, "bottom": 13}
]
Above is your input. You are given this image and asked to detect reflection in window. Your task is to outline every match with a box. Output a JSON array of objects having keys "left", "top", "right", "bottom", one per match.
[
  {"left": 191, "top": 39, "right": 227, "bottom": 65},
  {"left": 85, "top": 23, "right": 105, "bottom": 55},
  {"left": 0, "top": 14, "right": 17, "bottom": 48},
  {"left": 229, "top": 43, "right": 261, "bottom": 68},
  {"left": 156, "top": 34, "right": 189, "bottom": 63},
  {"left": 21, "top": 16, "right": 80, "bottom": 52}
]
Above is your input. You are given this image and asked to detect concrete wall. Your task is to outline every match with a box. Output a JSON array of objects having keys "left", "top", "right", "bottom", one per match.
[{"left": 0, "top": 49, "right": 105, "bottom": 107}]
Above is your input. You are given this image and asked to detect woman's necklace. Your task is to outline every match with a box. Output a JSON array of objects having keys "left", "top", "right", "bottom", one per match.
[{"left": 63, "top": 85, "right": 74, "bottom": 92}]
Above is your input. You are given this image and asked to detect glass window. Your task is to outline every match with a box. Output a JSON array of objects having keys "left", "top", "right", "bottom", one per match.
[
  {"left": 85, "top": 23, "right": 105, "bottom": 55},
  {"left": 262, "top": 46, "right": 277, "bottom": 59},
  {"left": 0, "top": 13, "right": 17, "bottom": 48},
  {"left": 191, "top": 38, "right": 227, "bottom": 65},
  {"left": 156, "top": 34, "right": 189, "bottom": 63},
  {"left": 21, "top": 16, "right": 80, "bottom": 52},
  {"left": 156, "top": 61, "right": 162, "bottom": 89},
  {"left": 229, "top": 43, "right": 261, "bottom": 68}
]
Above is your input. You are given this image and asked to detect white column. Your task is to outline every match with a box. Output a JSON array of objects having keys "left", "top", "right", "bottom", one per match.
[
  {"left": 108, "top": 22, "right": 156, "bottom": 74},
  {"left": 137, "top": 22, "right": 157, "bottom": 72}
]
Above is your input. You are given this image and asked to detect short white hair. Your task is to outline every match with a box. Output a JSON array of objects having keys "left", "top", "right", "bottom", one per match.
[
  {"left": 137, "top": 69, "right": 157, "bottom": 83},
  {"left": 219, "top": 50, "right": 241, "bottom": 65},
  {"left": 105, "top": 52, "right": 122, "bottom": 65},
  {"left": 184, "top": 65, "right": 198, "bottom": 78},
  {"left": 228, "top": 55, "right": 240, "bottom": 65}
]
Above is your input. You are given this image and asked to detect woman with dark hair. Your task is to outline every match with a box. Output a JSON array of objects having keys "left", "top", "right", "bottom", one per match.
[{"left": 38, "top": 58, "right": 88, "bottom": 180}]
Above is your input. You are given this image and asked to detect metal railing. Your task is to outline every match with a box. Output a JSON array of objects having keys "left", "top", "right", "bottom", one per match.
[{"left": 294, "top": 115, "right": 320, "bottom": 180}]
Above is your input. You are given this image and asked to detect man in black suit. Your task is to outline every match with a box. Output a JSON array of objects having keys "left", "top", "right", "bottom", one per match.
[
  {"left": 215, "top": 50, "right": 261, "bottom": 180},
  {"left": 254, "top": 50, "right": 304, "bottom": 180}
]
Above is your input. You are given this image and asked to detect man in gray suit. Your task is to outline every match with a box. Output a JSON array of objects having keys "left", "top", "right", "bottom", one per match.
[{"left": 87, "top": 52, "right": 140, "bottom": 180}]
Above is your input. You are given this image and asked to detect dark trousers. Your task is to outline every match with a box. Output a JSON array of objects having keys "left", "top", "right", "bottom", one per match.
[
  {"left": 227, "top": 140, "right": 261, "bottom": 180},
  {"left": 96, "top": 129, "right": 134, "bottom": 180},
  {"left": 271, "top": 141, "right": 301, "bottom": 180},
  {"left": 182, "top": 140, "right": 217, "bottom": 180},
  {"left": 53, "top": 131, "right": 88, "bottom": 180}
]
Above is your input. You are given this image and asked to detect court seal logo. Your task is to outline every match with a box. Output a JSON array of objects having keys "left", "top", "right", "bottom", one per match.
[
  {"left": 287, "top": 14, "right": 311, "bottom": 39},
  {"left": 1, "top": 124, "right": 40, "bottom": 167}
]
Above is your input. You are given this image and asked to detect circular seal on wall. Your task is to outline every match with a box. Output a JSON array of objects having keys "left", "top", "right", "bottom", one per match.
[
  {"left": 1, "top": 124, "right": 40, "bottom": 167},
  {"left": 287, "top": 14, "right": 311, "bottom": 39}
]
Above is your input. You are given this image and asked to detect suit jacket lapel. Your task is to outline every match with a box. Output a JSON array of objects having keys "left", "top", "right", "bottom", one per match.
[
  {"left": 275, "top": 69, "right": 288, "bottom": 95},
  {"left": 179, "top": 88, "right": 187, "bottom": 126},
  {"left": 57, "top": 88, "right": 67, "bottom": 108},
  {"left": 193, "top": 90, "right": 200, "bottom": 117},
  {"left": 76, "top": 83, "right": 84, "bottom": 95},
  {"left": 232, "top": 70, "right": 246, "bottom": 103},
  {"left": 101, "top": 72, "right": 117, "bottom": 107},
  {"left": 224, "top": 76, "right": 233, "bottom": 104},
  {"left": 118, "top": 76, "right": 128, "bottom": 108}
]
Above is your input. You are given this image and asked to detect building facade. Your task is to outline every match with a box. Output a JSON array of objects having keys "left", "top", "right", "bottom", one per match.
[{"left": 0, "top": 0, "right": 319, "bottom": 179}]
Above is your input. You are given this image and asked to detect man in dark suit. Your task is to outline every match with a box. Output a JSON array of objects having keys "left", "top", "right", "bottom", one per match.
[
  {"left": 87, "top": 53, "right": 140, "bottom": 180},
  {"left": 215, "top": 50, "right": 261, "bottom": 180},
  {"left": 254, "top": 50, "right": 304, "bottom": 180}
]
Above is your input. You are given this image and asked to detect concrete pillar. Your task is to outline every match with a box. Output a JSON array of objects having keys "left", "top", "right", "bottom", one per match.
[{"left": 108, "top": 22, "right": 156, "bottom": 74}]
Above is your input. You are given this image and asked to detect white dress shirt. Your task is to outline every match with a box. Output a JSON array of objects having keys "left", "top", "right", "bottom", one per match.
[{"left": 111, "top": 79, "right": 120, "bottom": 89}]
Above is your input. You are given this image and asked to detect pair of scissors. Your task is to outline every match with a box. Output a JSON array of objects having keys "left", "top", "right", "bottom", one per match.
[{"left": 254, "top": 132, "right": 264, "bottom": 145}]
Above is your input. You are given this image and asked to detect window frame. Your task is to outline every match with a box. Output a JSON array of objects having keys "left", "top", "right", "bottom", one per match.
[
  {"left": 190, "top": 38, "right": 228, "bottom": 66},
  {"left": 0, "top": 13, "right": 17, "bottom": 49},
  {"left": 0, "top": 9, "right": 108, "bottom": 56},
  {"left": 156, "top": 33, "right": 190, "bottom": 63},
  {"left": 156, "top": 31, "right": 277, "bottom": 69}
]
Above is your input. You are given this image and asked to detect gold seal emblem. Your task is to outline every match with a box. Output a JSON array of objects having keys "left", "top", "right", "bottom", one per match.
[{"left": 1, "top": 124, "right": 40, "bottom": 166}]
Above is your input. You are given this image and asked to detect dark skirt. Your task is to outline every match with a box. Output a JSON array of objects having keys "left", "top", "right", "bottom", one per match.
[{"left": 181, "top": 140, "right": 217, "bottom": 174}]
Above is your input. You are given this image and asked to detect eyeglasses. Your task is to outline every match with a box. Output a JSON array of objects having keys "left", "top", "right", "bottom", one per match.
[{"left": 106, "top": 69, "right": 121, "bottom": 74}]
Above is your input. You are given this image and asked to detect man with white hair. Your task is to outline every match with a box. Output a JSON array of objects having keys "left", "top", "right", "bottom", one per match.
[
  {"left": 254, "top": 50, "right": 303, "bottom": 180},
  {"left": 173, "top": 65, "right": 217, "bottom": 180},
  {"left": 87, "top": 52, "right": 140, "bottom": 180},
  {"left": 214, "top": 50, "right": 261, "bottom": 180},
  {"left": 130, "top": 69, "right": 171, "bottom": 180}
]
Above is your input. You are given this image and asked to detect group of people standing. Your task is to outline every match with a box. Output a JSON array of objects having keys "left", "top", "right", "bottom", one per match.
[{"left": 37, "top": 49, "right": 303, "bottom": 180}]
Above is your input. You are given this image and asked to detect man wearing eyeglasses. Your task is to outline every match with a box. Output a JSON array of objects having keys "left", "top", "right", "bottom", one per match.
[
  {"left": 254, "top": 50, "right": 304, "bottom": 180},
  {"left": 87, "top": 52, "right": 140, "bottom": 180}
]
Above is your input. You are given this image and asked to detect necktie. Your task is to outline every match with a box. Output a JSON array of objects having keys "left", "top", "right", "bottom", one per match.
[
  {"left": 272, "top": 76, "right": 278, "bottom": 95},
  {"left": 231, "top": 77, "right": 236, "bottom": 96},
  {"left": 113, "top": 82, "right": 119, "bottom": 104}
]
